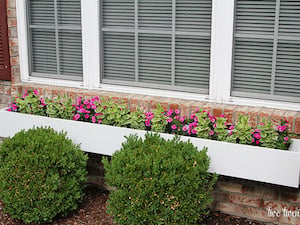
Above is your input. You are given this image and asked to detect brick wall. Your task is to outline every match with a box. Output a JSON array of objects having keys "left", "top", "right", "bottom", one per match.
[{"left": 0, "top": 0, "right": 299, "bottom": 224}]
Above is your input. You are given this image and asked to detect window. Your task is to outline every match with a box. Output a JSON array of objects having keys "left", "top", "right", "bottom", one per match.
[
  {"left": 101, "top": 0, "right": 212, "bottom": 94},
  {"left": 28, "top": 0, "right": 83, "bottom": 81},
  {"left": 0, "top": 0, "right": 11, "bottom": 81},
  {"left": 232, "top": 0, "right": 300, "bottom": 102}
]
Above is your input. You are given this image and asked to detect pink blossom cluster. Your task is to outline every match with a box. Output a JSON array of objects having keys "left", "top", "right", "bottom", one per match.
[
  {"left": 251, "top": 128, "right": 262, "bottom": 145},
  {"left": 145, "top": 111, "right": 154, "bottom": 129},
  {"left": 73, "top": 97, "right": 102, "bottom": 124}
]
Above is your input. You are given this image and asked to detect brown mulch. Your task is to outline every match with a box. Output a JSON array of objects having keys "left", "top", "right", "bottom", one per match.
[{"left": 0, "top": 186, "right": 266, "bottom": 225}]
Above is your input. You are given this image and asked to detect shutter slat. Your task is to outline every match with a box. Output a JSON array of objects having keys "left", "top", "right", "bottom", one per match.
[
  {"left": 104, "top": 32, "right": 135, "bottom": 81},
  {"left": 139, "top": 34, "right": 171, "bottom": 84},
  {"left": 30, "top": 0, "right": 55, "bottom": 26},
  {"left": 175, "top": 37, "right": 210, "bottom": 89}
]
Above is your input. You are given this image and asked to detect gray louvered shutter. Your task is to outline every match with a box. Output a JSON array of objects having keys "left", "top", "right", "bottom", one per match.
[
  {"left": 29, "top": 0, "right": 82, "bottom": 80},
  {"left": 175, "top": 0, "right": 211, "bottom": 89},
  {"left": 232, "top": 0, "right": 300, "bottom": 101},
  {"left": 275, "top": 0, "right": 300, "bottom": 98},
  {"left": 102, "top": 0, "right": 212, "bottom": 93}
]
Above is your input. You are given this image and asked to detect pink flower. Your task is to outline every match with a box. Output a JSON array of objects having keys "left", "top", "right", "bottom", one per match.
[
  {"left": 256, "top": 140, "right": 260, "bottom": 145},
  {"left": 11, "top": 104, "right": 17, "bottom": 110},
  {"left": 260, "top": 122, "right": 264, "bottom": 126},
  {"left": 84, "top": 100, "right": 89, "bottom": 105},
  {"left": 98, "top": 119, "right": 102, "bottom": 124},
  {"left": 254, "top": 129, "right": 261, "bottom": 132},
  {"left": 209, "top": 130, "right": 214, "bottom": 136},
  {"left": 92, "top": 116, "right": 96, "bottom": 123},
  {"left": 190, "top": 114, "right": 195, "bottom": 119},
  {"left": 145, "top": 120, "right": 151, "bottom": 127},
  {"left": 175, "top": 116, "right": 179, "bottom": 120},
  {"left": 76, "top": 97, "right": 82, "bottom": 105},
  {"left": 175, "top": 109, "right": 180, "bottom": 115},
  {"left": 191, "top": 129, "right": 197, "bottom": 134},
  {"left": 73, "top": 114, "right": 80, "bottom": 121},
  {"left": 277, "top": 125, "right": 287, "bottom": 132},
  {"left": 167, "top": 118, "right": 173, "bottom": 123},
  {"left": 195, "top": 108, "right": 199, "bottom": 113},
  {"left": 92, "top": 105, "right": 97, "bottom": 110},
  {"left": 229, "top": 126, "right": 235, "bottom": 130},
  {"left": 33, "top": 90, "right": 39, "bottom": 95},
  {"left": 84, "top": 114, "right": 89, "bottom": 119},
  {"left": 167, "top": 109, "right": 173, "bottom": 116},
  {"left": 253, "top": 133, "right": 261, "bottom": 139},
  {"left": 87, "top": 105, "right": 91, "bottom": 109},
  {"left": 229, "top": 131, "right": 233, "bottom": 135},
  {"left": 210, "top": 118, "right": 216, "bottom": 123},
  {"left": 220, "top": 114, "right": 225, "bottom": 117},
  {"left": 252, "top": 138, "right": 254, "bottom": 143},
  {"left": 171, "top": 124, "right": 177, "bottom": 130},
  {"left": 182, "top": 126, "right": 188, "bottom": 131},
  {"left": 284, "top": 137, "right": 289, "bottom": 141},
  {"left": 7, "top": 108, "right": 12, "bottom": 111},
  {"left": 180, "top": 117, "right": 185, "bottom": 123}
]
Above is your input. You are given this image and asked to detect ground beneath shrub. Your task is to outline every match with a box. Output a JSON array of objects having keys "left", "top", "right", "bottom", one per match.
[{"left": 0, "top": 186, "right": 266, "bottom": 225}]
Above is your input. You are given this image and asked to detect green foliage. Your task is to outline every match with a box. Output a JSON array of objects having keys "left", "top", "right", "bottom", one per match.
[
  {"left": 227, "top": 115, "right": 252, "bottom": 144},
  {"left": 151, "top": 104, "right": 168, "bottom": 132},
  {"left": 96, "top": 98, "right": 131, "bottom": 127},
  {"left": 46, "top": 95, "right": 74, "bottom": 119},
  {"left": 257, "top": 119, "right": 277, "bottom": 148},
  {"left": 214, "top": 117, "right": 228, "bottom": 141},
  {"left": 128, "top": 108, "right": 146, "bottom": 130},
  {"left": 0, "top": 127, "right": 88, "bottom": 224},
  {"left": 103, "top": 133, "right": 217, "bottom": 225},
  {"left": 16, "top": 91, "right": 46, "bottom": 116},
  {"left": 195, "top": 111, "right": 211, "bottom": 139}
]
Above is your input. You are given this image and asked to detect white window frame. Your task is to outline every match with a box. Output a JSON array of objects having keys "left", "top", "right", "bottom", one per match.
[{"left": 16, "top": 0, "right": 300, "bottom": 111}]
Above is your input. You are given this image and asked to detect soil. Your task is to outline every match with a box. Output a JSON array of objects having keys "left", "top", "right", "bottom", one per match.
[{"left": 0, "top": 186, "right": 267, "bottom": 225}]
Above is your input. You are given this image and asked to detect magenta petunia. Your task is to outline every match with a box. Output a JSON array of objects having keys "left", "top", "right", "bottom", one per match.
[
  {"left": 179, "top": 117, "right": 185, "bottom": 123},
  {"left": 167, "top": 118, "right": 173, "bottom": 123},
  {"left": 209, "top": 130, "right": 214, "bottom": 136},
  {"left": 182, "top": 126, "right": 188, "bottom": 131},
  {"left": 284, "top": 136, "right": 289, "bottom": 141},
  {"left": 33, "top": 90, "right": 39, "bottom": 95},
  {"left": 73, "top": 114, "right": 80, "bottom": 121},
  {"left": 171, "top": 124, "right": 177, "bottom": 130},
  {"left": 175, "top": 109, "right": 180, "bottom": 115},
  {"left": 84, "top": 114, "right": 89, "bottom": 119},
  {"left": 92, "top": 116, "right": 96, "bottom": 123},
  {"left": 191, "top": 129, "right": 197, "bottom": 134},
  {"left": 229, "top": 125, "right": 235, "bottom": 130}
]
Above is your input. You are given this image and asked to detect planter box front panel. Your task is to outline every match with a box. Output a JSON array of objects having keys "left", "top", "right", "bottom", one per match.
[{"left": 0, "top": 109, "right": 299, "bottom": 188}]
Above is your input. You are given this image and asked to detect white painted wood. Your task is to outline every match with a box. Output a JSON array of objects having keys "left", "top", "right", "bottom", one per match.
[
  {"left": 16, "top": 0, "right": 30, "bottom": 81},
  {"left": 209, "top": 0, "right": 235, "bottom": 102},
  {"left": 81, "top": 0, "right": 100, "bottom": 89},
  {"left": 0, "top": 109, "right": 299, "bottom": 188}
]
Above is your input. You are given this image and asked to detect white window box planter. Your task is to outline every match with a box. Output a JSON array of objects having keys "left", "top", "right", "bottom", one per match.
[{"left": 0, "top": 108, "right": 299, "bottom": 188}]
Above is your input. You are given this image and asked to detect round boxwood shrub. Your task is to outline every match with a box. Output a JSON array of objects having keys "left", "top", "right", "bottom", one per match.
[
  {"left": 103, "top": 133, "right": 218, "bottom": 225},
  {"left": 0, "top": 127, "right": 88, "bottom": 224}
]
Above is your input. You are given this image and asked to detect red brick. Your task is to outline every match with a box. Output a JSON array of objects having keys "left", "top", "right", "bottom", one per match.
[
  {"left": 6, "top": 8, "right": 16, "bottom": 18},
  {"left": 44, "top": 89, "right": 53, "bottom": 99},
  {"left": 258, "top": 108, "right": 275, "bottom": 123},
  {"left": 10, "top": 85, "right": 22, "bottom": 97},
  {"left": 11, "top": 67, "right": 20, "bottom": 83},
  {"left": 242, "top": 184, "right": 280, "bottom": 201},
  {"left": 128, "top": 98, "right": 138, "bottom": 111},
  {"left": 223, "top": 105, "right": 236, "bottom": 125},
  {"left": 271, "top": 109, "right": 285, "bottom": 127},
  {"left": 213, "top": 104, "right": 225, "bottom": 117},
  {"left": 279, "top": 211, "right": 300, "bottom": 225},
  {"left": 263, "top": 200, "right": 298, "bottom": 212},
  {"left": 203, "top": 103, "right": 215, "bottom": 114},
  {"left": 235, "top": 106, "right": 249, "bottom": 124},
  {"left": 294, "top": 114, "right": 300, "bottom": 134},
  {"left": 139, "top": 97, "right": 150, "bottom": 112},
  {"left": 279, "top": 190, "right": 300, "bottom": 204},
  {"left": 149, "top": 97, "right": 168, "bottom": 111},
  {"left": 68, "top": 92, "right": 77, "bottom": 103},
  {"left": 10, "top": 56, "right": 19, "bottom": 66},
  {"left": 3, "top": 86, "right": 11, "bottom": 95},
  {"left": 9, "top": 38, "right": 18, "bottom": 48},
  {"left": 9, "top": 47, "right": 18, "bottom": 57},
  {"left": 7, "top": 0, "right": 16, "bottom": 8},
  {"left": 190, "top": 101, "right": 205, "bottom": 114},
  {"left": 0, "top": 94, "right": 12, "bottom": 104},
  {"left": 212, "top": 191, "right": 229, "bottom": 202},
  {"left": 244, "top": 206, "right": 278, "bottom": 223},
  {"left": 0, "top": 86, "right": 4, "bottom": 94},
  {"left": 283, "top": 111, "right": 297, "bottom": 133},
  {"left": 248, "top": 107, "right": 261, "bottom": 127},
  {"left": 169, "top": 103, "right": 179, "bottom": 111},
  {"left": 7, "top": 18, "right": 17, "bottom": 27},
  {"left": 52, "top": 90, "right": 61, "bottom": 99},
  {"left": 229, "top": 193, "right": 263, "bottom": 208},
  {"left": 215, "top": 180, "right": 243, "bottom": 194},
  {"left": 213, "top": 202, "right": 245, "bottom": 217}
]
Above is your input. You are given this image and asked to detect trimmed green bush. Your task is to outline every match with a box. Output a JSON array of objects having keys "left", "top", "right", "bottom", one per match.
[
  {"left": 103, "top": 133, "right": 217, "bottom": 225},
  {"left": 0, "top": 127, "right": 88, "bottom": 224}
]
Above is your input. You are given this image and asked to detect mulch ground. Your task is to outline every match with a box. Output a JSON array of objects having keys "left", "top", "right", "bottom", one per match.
[{"left": 0, "top": 186, "right": 266, "bottom": 225}]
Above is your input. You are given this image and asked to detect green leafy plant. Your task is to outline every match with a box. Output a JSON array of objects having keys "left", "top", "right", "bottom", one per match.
[
  {"left": 226, "top": 115, "right": 252, "bottom": 144},
  {"left": 0, "top": 127, "right": 88, "bottom": 224},
  {"left": 46, "top": 95, "right": 74, "bottom": 119},
  {"left": 276, "top": 119, "right": 293, "bottom": 150},
  {"left": 254, "top": 118, "right": 277, "bottom": 148},
  {"left": 214, "top": 116, "right": 228, "bottom": 141},
  {"left": 103, "top": 133, "right": 217, "bottom": 225},
  {"left": 15, "top": 90, "right": 46, "bottom": 116},
  {"left": 151, "top": 104, "right": 168, "bottom": 132},
  {"left": 96, "top": 98, "right": 131, "bottom": 127},
  {"left": 128, "top": 108, "right": 147, "bottom": 130}
]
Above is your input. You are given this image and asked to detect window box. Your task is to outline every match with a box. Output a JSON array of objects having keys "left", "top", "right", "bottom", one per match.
[{"left": 0, "top": 108, "right": 299, "bottom": 188}]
